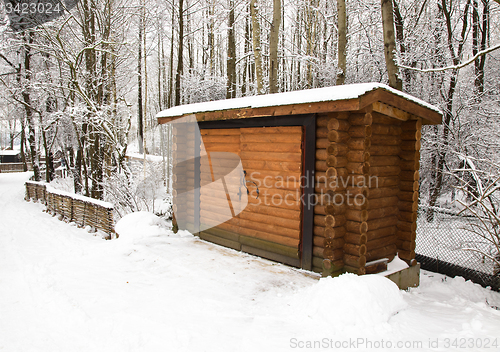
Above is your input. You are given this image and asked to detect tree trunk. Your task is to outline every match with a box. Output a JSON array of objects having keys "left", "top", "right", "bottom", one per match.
[
  {"left": 393, "top": 0, "right": 410, "bottom": 87},
  {"left": 175, "top": 0, "right": 184, "bottom": 106},
  {"left": 20, "top": 116, "right": 28, "bottom": 172},
  {"left": 269, "top": 0, "right": 281, "bottom": 94},
  {"left": 473, "top": 0, "right": 488, "bottom": 94},
  {"left": 305, "top": 0, "right": 315, "bottom": 88},
  {"left": 209, "top": 0, "right": 214, "bottom": 75},
  {"left": 381, "top": 0, "right": 402, "bottom": 90},
  {"left": 294, "top": 9, "right": 301, "bottom": 90},
  {"left": 226, "top": 0, "right": 236, "bottom": 99},
  {"left": 43, "top": 97, "right": 56, "bottom": 182},
  {"left": 250, "top": 0, "right": 264, "bottom": 95},
  {"left": 8, "top": 120, "right": 15, "bottom": 150},
  {"left": 137, "top": 2, "right": 144, "bottom": 154},
  {"left": 158, "top": 26, "right": 163, "bottom": 111},
  {"left": 280, "top": 2, "right": 285, "bottom": 91},
  {"left": 168, "top": 0, "right": 175, "bottom": 108},
  {"left": 241, "top": 12, "right": 250, "bottom": 96},
  {"left": 161, "top": 25, "right": 168, "bottom": 110},
  {"left": 427, "top": 71, "right": 457, "bottom": 221},
  {"left": 21, "top": 31, "right": 41, "bottom": 181},
  {"left": 336, "top": 0, "right": 347, "bottom": 85},
  {"left": 427, "top": 0, "right": 471, "bottom": 221},
  {"left": 142, "top": 0, "right": 148, "bottom": 154}
]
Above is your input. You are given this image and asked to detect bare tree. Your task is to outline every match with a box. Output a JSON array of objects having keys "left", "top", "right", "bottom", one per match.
[
  {"left": 175, "top": 0, "right": 184, "bottom": 106},
  {"left": 250, "top": 0, "right": 264, "bottom": 94},
  {"left": 21, "top": 31, "right": 41, "bottom": 181},
  {"left": 381, "top": 0, "right": 402, "bottom": 90},
  {"left": 336, "top": 0, "right": 347, "bottom": 85},
  {"left": 137, "top": 0, "right": 144, "bottom": 154},
  {"left": 427, "top": 0, "right": 472, "bottom": 221},
  {"left": 269, "top": 0, "right": 281, "bottom": 93},
  {"left": 226, "top": 0, "right": 236, "bottom": 98}
]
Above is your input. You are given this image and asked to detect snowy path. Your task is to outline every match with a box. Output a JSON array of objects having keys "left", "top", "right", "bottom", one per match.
[{"left": 1, "top": 172, "right": 500, "bottom": 352}]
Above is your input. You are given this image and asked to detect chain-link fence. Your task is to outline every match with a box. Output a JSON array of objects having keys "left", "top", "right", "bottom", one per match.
[{"left": 416, "top": 206, "right": 500, "bottom": 291}]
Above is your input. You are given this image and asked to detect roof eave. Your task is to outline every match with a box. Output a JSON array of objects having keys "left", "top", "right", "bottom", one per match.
[{"left": 157, "top": 87, "right": 442, "bottom": 125}]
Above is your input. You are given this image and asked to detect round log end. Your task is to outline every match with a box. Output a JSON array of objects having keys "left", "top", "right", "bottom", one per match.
[
  {"left": 360, "top": 210, "right": 368, "bottom": 222},
  {"left": 362, "top": 162, "right": 370, "bottom": 175},
  {"left": 359, "top": 234, "right": 367, "bottom": 245},
  {"left": 326, "top": 167, "right": 337, "bottom": 179},
  {"left": 327, "top": 118, "right": 340, "bottom": 131},
  {"left": 360, "top": 221, "right": 368, "bottom": 233},
  {"left": 328, "top": 130, "right": 339, "bottom": 142},
  {"left": 359, "top": 244, "right": 367, "bottom": 256},
  {"left": 326, "top": 155, "right": 337, "bottom": 167},
  {"left": 365, "top": 125, "right": 372, "bottom": 138},
  {"left": 327, "top": 144, "right": 337, "bottom": 155},
  {"left": 364, "top": 112, "right": 373, "bottom": 125},
  {"left": 322, "top": 259, "right": 332, "bottom": 270},
  {"left": 325, "top": 214, "right": 335, "bottom": 227},
  {"left": 324, "top": 226, "right": 334, "bottom": 238}
]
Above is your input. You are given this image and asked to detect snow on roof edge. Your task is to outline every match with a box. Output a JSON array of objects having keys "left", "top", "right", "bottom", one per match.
[{"left": 156, "top": 82, "right": 442, "bottom": 119}]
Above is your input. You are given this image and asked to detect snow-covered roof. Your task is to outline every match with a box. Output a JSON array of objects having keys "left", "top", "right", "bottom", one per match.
[{"left": 156, "top": 83, "right": 442, "bottom": 124}]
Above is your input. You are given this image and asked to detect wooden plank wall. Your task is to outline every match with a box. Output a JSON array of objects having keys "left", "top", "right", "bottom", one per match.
[
  {"left": 239, "top": 126, "right": 303, "bottom": 251},
  {"left": 199, "top": 126, "right": 303, "bottom": 266},
  {"left": 200, "top": 128, "right": 241, "bottom": 238}
]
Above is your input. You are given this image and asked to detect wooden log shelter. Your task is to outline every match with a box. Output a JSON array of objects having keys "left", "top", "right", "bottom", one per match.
[{"left": 156, "top": 83, "right": 442, "bottom": 276}]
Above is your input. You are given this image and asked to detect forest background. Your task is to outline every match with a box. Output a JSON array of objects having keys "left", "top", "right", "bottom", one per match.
[{"left": 0, "top": 0, "right": 499, "bottom": 225}]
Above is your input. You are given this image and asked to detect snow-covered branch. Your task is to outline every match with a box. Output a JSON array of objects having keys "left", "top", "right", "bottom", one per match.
[{"left": 398, "top": 43, "right": 500, "bottom": 73}]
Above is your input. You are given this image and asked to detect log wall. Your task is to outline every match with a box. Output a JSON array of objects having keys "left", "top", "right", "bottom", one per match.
[
  {"left": 315, "top": 108, "right": 423, "bottom": 275},
  {"left": 397, "top": 118, "right": 422, "bottom": 264},
  {"left": 362, "top": 112, "right": 402, "bottom": 270},
  {"left": 341, "top": 111, "right": 373, "bottom": 275},
  {"left": 313, "top": 112, "right": 349, "bottom": 276}
]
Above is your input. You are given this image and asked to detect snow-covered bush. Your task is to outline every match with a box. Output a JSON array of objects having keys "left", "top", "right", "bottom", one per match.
[
  {"left": 451, "top": 155, "right": 500, "bottom": 275},
  {"left": 103, "top": 157, "right": 172, "bottom": 221}
]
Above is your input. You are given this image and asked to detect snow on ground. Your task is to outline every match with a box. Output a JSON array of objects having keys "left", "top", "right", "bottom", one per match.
[{"left": 1, "top": 172, "right": 500, "bottom": 352}]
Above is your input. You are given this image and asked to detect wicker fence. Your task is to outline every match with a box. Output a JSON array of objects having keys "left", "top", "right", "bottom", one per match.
[
  {"left": 0, "top": 163, "right": 32, "bottom": 173},
  {"left": 416, "top": 206, "right": 500, "bottom": 291},
  {"left": 25, "top": 181, "right": 114, "bottom": 236}
]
